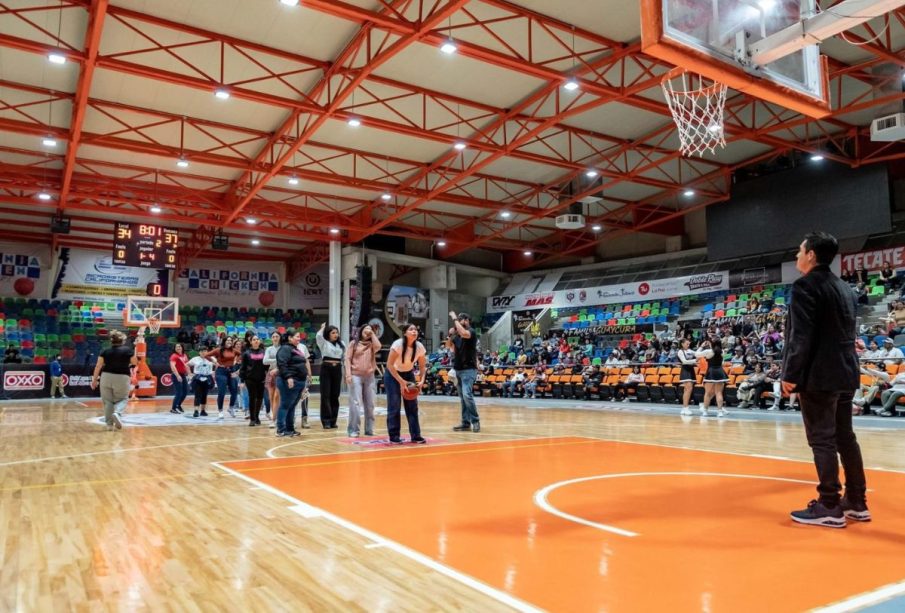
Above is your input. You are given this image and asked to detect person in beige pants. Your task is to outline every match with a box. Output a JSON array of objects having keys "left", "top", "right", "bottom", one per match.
[{"left": 90, "top": 330, "right": 137, "bottom": 431}]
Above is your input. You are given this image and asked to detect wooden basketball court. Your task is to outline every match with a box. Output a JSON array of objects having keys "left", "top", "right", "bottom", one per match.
[{"left": 3, "top": 396, "right": 905, "bottom": 611}]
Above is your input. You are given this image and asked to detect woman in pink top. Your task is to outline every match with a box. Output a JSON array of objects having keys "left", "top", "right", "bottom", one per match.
[{"left": 343, "top": 324, "right": 381, "bottom": 437}]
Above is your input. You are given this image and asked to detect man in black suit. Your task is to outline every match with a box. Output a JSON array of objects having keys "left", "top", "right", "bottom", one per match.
[{"left": 782, "top": 232, "right": 869, "bottom": 528}]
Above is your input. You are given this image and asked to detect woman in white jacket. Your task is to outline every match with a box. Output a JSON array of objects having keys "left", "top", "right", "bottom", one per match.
[{"left": 676, "top": 338, "right": 698, "bottom": 416}]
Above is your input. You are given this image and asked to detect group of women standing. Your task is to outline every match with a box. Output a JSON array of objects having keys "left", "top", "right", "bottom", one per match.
[{"left": 98, "top": 322, "right": 427, "bottom": 441}]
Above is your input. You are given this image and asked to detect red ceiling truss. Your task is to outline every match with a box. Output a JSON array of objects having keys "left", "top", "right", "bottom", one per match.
[{"left": 0, "top": 0, "right": 904, "bottom": 279}]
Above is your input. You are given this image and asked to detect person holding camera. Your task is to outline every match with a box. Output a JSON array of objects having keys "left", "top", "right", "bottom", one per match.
[
  {"left": 344, "top": 324, "right": 381, "bottom": 437},
  {"left": 449, "top": 311, "right": 481, "bottom": 432}
]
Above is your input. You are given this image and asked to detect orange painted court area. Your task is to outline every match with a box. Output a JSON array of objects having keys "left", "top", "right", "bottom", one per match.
[{"left": 223, "top": 438, "right": 905, "bottom": 612}]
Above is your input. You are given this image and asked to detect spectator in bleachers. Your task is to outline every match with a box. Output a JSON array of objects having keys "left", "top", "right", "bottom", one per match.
[
  {"left": 887, "top": 301, "right": 905, "bottom": 338},
  {"left": 582, "top": 366, "right": 601, "bottom": 400},
  {"left": 737, "top": 363, "right": 765, "bottom": 409},
  {"left": 878, "top": 338, "right": 904, "bottom": 366},
  {"left": 3, "top": 344, "right": 21, "bottom": 364},
  {"left": 177, "top": 328, "right": 190, "bottom": 345},
  {"left": 503, "top": 368, "right": 526, "bottom": 398},
  {"left": 190, "top": 329, "right": 200, "bottom": 349},
  {"left": 855, "top": 266, "right": 869, "bottom": 285},
  {"left": 730, "top": 346, "right": 745, "bottom": 365},
  {"left": 880, "top": 262, "right": 898, "bottom": 290},
  {"left": 525, "top": 369, "right": 544, "bottom": 399},
  {"left": 613, "top": 365, "right": 644, "bottom": 402},
  {"left": 852, "top": 363, "right": 884, "bottom": 415},
  {"left": 864, "top": 363, "right": 905, "bottom": 417},
  {"left": 861, "top": 340, "right": 880, "bottom": 361},
  {"left": 854, "top": 282, "right": 869, "bottom": 307}
]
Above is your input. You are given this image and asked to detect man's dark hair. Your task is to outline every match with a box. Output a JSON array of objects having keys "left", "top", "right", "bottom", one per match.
[
  {"left": 457, "top": 312, "right": 471, "bottom": 323},
  {"left": 803, "top": 231, "right": 839, "bottom": 266}
]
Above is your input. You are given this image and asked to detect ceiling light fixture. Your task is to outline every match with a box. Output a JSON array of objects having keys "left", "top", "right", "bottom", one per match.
[
  {"left": 381, "top": 192, "right": 392, "bottom": 201},
  {"left": 592, "top": 224, "right": 602, "bottom": 232},
  {"left": 523, "top": 250, "right": 533, "bottom": 256},
  {"left": 42, "top": 137, "right": 58, "bottom": 147},
  {"left": 214, "top": 88, "right": 230, "bottom": 100},
  {"left": 437, "top": 240, "right": 447, "bottom": 247},
  {"left": 454, "top": 141, "right": 467, "bottom": 151},
  {"left": 347, "top": 117, "right": 362, "bottom": 128},
  {"left": 329, "top": 228, "right": 340, "bottom": 235},
  {"left": 251, "top": 239, "right": 261, "bottom": 246},
  {"left": 810, "top": 154, "right": 825, "bottom": 161},
  {"left": 500, "top": 210, "right": 511, "bottom": 219},
  {"left": 47, "top": 52, "right": 66, "bottom": 65},
  {"left": 279, "top": 0, "right": 299, "bottom": 5},
  {"left": 288, "top": 175, "right": 299, "bottom": 186},
  {"left": 563, "top": 78, "right": 580, "bottom": 91},
  {"left": 150, "top": 205, "right": 162, "bottom": 214},
  {"left": 585, "top": 169, "right": 599, "bottom": 178},
  {"left": 38, "top": 192, "right": 52, "bottom": 201},
  {"left": 246, "top": 218, "right": 257, "bottom": 225},
  {"left": 440, "top": 39, "right": 457, "bottom": 54},
  {"left": 683, "top": 189, "right": 695, "bottom": 197},
  {"left": 177, "top": 156, "right": 189, "bottom": 168}
]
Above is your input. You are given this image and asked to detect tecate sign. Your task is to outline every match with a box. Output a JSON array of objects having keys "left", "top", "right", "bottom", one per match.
[{"left": 4, "top": 371, "right": 45, "bottom": 390}]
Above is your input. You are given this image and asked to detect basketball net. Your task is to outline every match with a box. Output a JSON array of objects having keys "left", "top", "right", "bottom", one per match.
[{"left": 662, "top": 71, "right": 728, "bottom": 157}]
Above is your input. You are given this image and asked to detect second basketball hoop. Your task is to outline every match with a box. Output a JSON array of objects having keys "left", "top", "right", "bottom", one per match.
[{"left": 662, "top": 70, "right": 727, "bottom": 158}]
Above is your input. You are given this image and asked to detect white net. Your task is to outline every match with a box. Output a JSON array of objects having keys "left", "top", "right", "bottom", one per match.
[
  {"left": 144, "top": 308, "right": 162, "bottom": 335},
  {"left": 662, "top": 72, "right": 728, "bottom": 157}
]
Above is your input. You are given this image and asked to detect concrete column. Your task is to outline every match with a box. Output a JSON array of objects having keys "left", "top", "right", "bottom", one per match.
[
  {"left": 429, "top": 288, "right": 449, "bottom": 352},
  {"left": 329, "top": 240, "right": 342, "bottom": 333}
]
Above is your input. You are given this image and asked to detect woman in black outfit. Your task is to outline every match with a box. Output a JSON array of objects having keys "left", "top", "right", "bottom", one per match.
[
  {"left": 315, "top": 323, "right": 345, "bottom": 429},
  {"left": 240, "top": 335, "right": 267, "bottom": 426},
  {"left": 696, "top": 337, "right": 729, "bottom": 418}
]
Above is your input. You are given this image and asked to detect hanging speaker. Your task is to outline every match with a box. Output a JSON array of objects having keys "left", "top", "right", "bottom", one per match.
[{"left": 351, "top": 266, "right": 372, "bottom": 328}]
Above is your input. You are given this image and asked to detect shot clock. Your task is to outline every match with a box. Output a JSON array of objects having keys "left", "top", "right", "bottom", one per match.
[{"left": 112, "top": 222, "right": 179, "bottom": 269}]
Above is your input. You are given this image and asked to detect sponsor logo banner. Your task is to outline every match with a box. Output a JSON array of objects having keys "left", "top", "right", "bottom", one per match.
[
  {"left": 176, "top": 258, "right": 283, "bottom": 308},
  {"left": 0, "top": 241, "right": 51, "bottom": 299},
  {"left": 53, "top": 248, "right": 166, "bottom": 306},
  {"left": 487, "top": 272, "right": 729, "bottom": 312},
  {"left": 4, "top": 371, "right": 45, "bottom": 391},
  {"left": 842, "top": 247, "right": 905, "bottom": 274}
]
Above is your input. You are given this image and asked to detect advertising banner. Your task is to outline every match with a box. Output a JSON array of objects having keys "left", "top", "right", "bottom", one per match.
[
  {"left": 842, "top": 247, "right": 905, "bottom": 274},
  {"left": 487, "top": 271, "right": 730, "bottom": 313},
  {"left": 0, "top": 241, "right": 52, "bottom": 300},
  {"left": 52, "top": 248, "right": 167, "bottom": 306},
  {"left": 289, "top": 263, "right": 329, "bottom": 310},
  {"left": 176, "top": 258, "right": 283, "bottom": 308},
  {"left": 349, "top": 283, "right": 431, "bottom": 350}
]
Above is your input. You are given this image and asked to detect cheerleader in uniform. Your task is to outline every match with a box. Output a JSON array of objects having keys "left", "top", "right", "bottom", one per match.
[
  {"left": 695, "top": 338, "right": 729, "bottom": 417},
  {"left": 677, "top": 337, "right": 698, "bottom": 416}
]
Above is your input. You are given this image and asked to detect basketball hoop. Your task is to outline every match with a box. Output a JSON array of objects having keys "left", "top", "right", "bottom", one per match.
[
  {"left": 662, "top": 70, "right": 728, "bottom": 157},
  {"left": 147, "top": 317, "right": 162, "bottom": 335}
]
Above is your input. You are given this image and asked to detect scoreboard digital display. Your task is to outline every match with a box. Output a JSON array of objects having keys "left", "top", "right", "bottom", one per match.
[{"left": 112, "top": 222, "right": 179, "bottom": 269}]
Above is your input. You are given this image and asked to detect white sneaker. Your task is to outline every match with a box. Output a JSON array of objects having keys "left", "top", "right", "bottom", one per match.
[
  {"left": 112, "top": 413, "right": 123, "bottom": 430},
  {"left": 350, "top": 432, "right": 360, "bottom": 438},
  {"left": 680, "top": 407, "right": 692, "bottom": 416},
  {"left": 228, "top": 407, "right": 236, "bottom": 418},
  {"left": 767, "top": 404, "right": 779, "bottom": 411},
  {"left": 717, "top": 408, "right": 728, "bottom": 418},
  {"left": 218, "top": 411, "right": 225, "bottom": 420},
  {"left": 700, "top": 404, "right": 709, "bottom": 417}
]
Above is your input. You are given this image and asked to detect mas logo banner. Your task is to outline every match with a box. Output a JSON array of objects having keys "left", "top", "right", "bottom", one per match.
[
  {"left": 0, "top": 241, "right": 50, "bottom": 299},
  {"left": 176, "top": 258, "right": 284, "bottom": 308}
]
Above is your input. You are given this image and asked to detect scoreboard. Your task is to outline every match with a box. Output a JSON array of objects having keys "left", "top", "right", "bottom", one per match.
[{"left": 112, "top": 222, "right": 179, "bottom": 269}]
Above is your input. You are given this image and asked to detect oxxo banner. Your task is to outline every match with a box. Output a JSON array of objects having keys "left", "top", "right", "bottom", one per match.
[{"left": 487, "top": 271, "right": 730, "bottom": 313}]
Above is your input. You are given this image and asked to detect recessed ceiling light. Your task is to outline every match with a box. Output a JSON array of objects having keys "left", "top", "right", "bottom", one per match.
[
  {"left": 329, "top": 228, "right": 340, "bottom": 235},
  {"left": 177, "top": 156, "right": 189, "bottom": 168},
  {"left": 251, "top": 239, "right": 261, "bottom": 246},
  {"left": 437, "top": 240, "right": 447, "bottom": 247},
  {"left": 523, "top": 250, "right": 533, "bottom": 256},
  {"left": 440, "top": 39, "right": 457, "bottom": 54},
  {"left": 288, "top": 175, "right": 299, "bottom": 185},
  {"left": 683, "top": 189, "right": 695, "bottom": 197},
  {"left": 585, "top": 169, "right": 599, "bottom": 178},
  {"left": 246, "top": 217, "right": 257, "bottom": 225},
  {"left": 47, "top": 53, "right": 66, "bottom": 65},
  {"left": 500, "top": 210, "right": 511, "bottom": 219},
  {"left": 347, "top": 117, "right": 362, "bottom": 128},
  {"left": 38, "top": 192, "right": 52, "bottom": 201},
  {"left": 279, "top": 0, "right": 299, "bottom": 5},
  {"left": 381, "top": 192, "right": 392, "bottom": 201},
  {"left": 150, "top": 205, "right": 162, "bottom": 213},
  {"left": 453, "top": 141, "right": 467, "bottom": 151},
  {"left": 214, "top": 88, "right": 230, "bottom": 100},
  {"left": 563, "top": 78, "right": 580, "bottom": 91},
  {"left": 592, "top": 224, "right": 602, "bottom": 231},
  {"left": 810, "top": 154, "right": 824, "bottom": 161}
]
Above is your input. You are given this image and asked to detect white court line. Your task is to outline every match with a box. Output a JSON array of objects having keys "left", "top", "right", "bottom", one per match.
[
  {"left": 0, "top": 434, "right": 278, "bottom": 468},
  {"left": 534, "top": 472, "right": 821, "bottom": 538},
  {"left": 813, "top": 580, "right": 905, "bottom": 612},
  {"left": 212, "top": 461, "right": 543, "bottom": 613}
]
